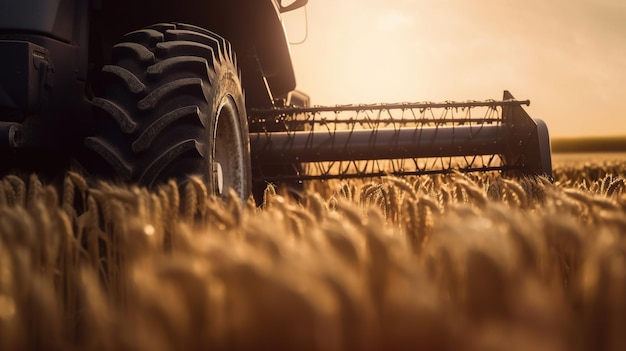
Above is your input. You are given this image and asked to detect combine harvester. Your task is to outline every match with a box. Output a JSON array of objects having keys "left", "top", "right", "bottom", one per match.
[{"left": 0, "top": 0, "right": 551, "bottom": 201}]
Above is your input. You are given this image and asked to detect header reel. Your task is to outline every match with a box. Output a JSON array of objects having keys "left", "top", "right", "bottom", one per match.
[{"left": 249, "top": 91, "right": 552, "bottom": 184}]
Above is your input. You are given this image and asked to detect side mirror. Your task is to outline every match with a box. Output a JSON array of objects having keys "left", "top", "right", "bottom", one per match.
[{"left": 279, "top": 0, "right": 308, "bottom": 13}]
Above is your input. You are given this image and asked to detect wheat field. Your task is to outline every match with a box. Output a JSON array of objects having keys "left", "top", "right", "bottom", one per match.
[{"left": 0, "top": 156, "right": 625, "bottom": 351}]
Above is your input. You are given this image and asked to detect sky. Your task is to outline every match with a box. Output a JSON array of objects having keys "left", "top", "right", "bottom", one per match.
[{"left": 282, "top": 0, "right": 626, "bottom": 137}]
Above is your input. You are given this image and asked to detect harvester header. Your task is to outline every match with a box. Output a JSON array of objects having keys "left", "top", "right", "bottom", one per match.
[{"left": 250, "top": 91, "right": 552, "bottom": 182}]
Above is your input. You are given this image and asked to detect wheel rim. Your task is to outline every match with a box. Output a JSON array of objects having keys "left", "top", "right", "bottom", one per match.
[{"left": 213, "top": 95, "right": 246, "bottom": 199}]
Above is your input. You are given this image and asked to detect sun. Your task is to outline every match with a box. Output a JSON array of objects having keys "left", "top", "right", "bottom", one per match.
[{"left": 375, "top": 10, "right": 414, "bottom": 32}]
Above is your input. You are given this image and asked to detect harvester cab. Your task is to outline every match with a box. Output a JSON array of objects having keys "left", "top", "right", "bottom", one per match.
[{"left": 0, "top": 0, "right": 552, "bottom": 202}]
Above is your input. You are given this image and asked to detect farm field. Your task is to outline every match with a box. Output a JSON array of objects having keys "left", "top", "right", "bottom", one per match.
[{"left": 0, "top": 153, "right": 625, "bottom": 351}]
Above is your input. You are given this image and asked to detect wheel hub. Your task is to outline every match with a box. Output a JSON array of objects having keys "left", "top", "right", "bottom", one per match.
[
  {"left": 213, "top": 95, "right": 247, "bottom": 199},
  {"left": 213, "top": 161, "right": 224, "bottom": 195}
]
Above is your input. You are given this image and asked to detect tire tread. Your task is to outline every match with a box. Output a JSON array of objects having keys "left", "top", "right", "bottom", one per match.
[{"left": 87, "top": 23, "right": 249, "bottom": 193}]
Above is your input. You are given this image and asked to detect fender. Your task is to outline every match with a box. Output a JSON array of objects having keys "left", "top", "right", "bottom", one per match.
[{"left": 96, "top": 0, "right": 298, "bottom": 108}]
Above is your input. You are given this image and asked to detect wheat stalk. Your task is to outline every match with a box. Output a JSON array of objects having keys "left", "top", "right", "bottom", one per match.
[
  {"left": 384, "top": 176, "right": 416, "bottom": 199},
  {"left": 305, "top": 192, "right": 327, "bottom": 221},
  {"left": 61, "top": 174, "right": 76, "bottom": 219},
  {"left": 606, "top": 178, "right": 625, "bottom": 197},
  {"left": 487, "top": 178, "right": 504, "bottom": 202},
  {"left": 26, "top": 174, "right": 43, "bottom": 211},
  {"left": 334, "top": 198, "right": 365, "bottom": 227},
  {"left": 503, "top": 178, "right": 529, "bottom": 209},
  {"left": 262, "top": 183, "right": 277, "bottom": 209},
  {"left": 183, "top": 181, "right": 198, "bottom": 223},
  {"left": 339, "top": 182, "right": 353, "bottom": 202},
  {"left": 454, "top": 179, "right": 487, "bottom": 208},
  {"left": 4, "top": 176, "right": 26, "bottom": 207}
]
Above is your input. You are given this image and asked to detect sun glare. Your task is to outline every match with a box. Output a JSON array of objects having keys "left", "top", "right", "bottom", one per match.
[
  {"left": 376, "top": 11, "right": 414, "bottom": 32},
  {"left": 290, "top": 0, "right": 626, "bottom": 137}
]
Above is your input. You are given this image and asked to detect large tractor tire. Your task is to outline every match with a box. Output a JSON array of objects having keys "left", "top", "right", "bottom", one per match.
[{"left": 86, "top": 23, "right": 251, "bottom": 200}]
